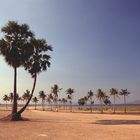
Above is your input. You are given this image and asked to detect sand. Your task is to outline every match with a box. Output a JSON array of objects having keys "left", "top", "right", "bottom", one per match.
[{"left": 0, "top": 109, "right": 140, "bottom": 140}]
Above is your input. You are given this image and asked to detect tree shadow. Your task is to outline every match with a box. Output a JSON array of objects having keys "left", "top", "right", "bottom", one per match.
[{"left": 93, "top": 120, "right": 140, "bottom": 125}]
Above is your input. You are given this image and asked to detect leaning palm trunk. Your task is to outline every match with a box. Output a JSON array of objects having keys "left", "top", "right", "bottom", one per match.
[
  {"left": 18, "top": 73, "right": 37, "bottom": 114},
  {"left": 11, "top": 67, "right": 18, "bottom": 120}
]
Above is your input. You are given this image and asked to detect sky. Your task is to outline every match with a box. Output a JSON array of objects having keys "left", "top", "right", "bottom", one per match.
[{"left": 0, "top": 0, "right": 140, "bottom": 103}]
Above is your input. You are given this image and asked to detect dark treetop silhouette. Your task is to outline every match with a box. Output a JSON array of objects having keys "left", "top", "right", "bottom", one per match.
[{"left": 0, "top": 21, "right": 52, "bottom": 121}]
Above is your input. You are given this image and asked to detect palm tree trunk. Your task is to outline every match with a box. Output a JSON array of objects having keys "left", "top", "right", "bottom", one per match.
[
  {"left": 100, "top": 99, "right": 103, "bottom": 113},
  {"left": 70, "top": 101, "right": 72, "bottom": 112},
  {"left": 113, "top": 95, "right": 115, "bottom": 113},
  {"left": 124, "top": 95, "right": 126, "bottom": 113},
  {"left": 6, "top": 101, "right": 7, "bottom": 109},
  {"left": 42, "top": 100, "right": 44, "bottom": 111},
  {"left": 35, "top": 102, "right": 36, "bottom": 110},
  {"left": 11, "top": 67, "right": 18, "bottom": 120},
  {"left": 18, "top": 73, "right": 37, "bottom": 114},
  {"left": 90, "top": 99, "right": 92, "bottom": 113}
]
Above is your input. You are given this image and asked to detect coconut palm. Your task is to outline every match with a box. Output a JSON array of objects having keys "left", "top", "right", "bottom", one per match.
[
  {"left": 110, "top": 88, "right": 119, "bottom": 113},
  {"left": 0, "top": 21, "right": 34, "bottom": 120},
  {"left": 47, "top": 93, "right": 53, "bottom": 110},
  {"left": 120, "top": 89, "right": 130, "bottom": 113},
  {"left": 66, "top": 88, "right": 74, "bottom": 112},
  {"left": 17, "top": 38, "right": 52, "bottom": 117},
  {"left": 22, "top": 90, "right": 30, "bottom": 103},
  {"left": 96, "top": 89, "right": 106, "bottom": 113},
  {"left": 32, "top": 96, "right": 38, "bottom": 110},
  {"left": 61, "top": 98, "right": 67, "bottom": 109},
  {"left": 87, "top": 90, "right": 94, "bottom": 112},
  {"left": 39, "top": 91, "right": 46, "bottom": 111},
  {"left": 103, "top": 95, "right": 111, "bottom": 105},
  {"left": 9, "top": 92, "right": 13, "bottom": 103},
  {"left": 16, "top": 93, "right": 22, "bottom": 103},
  {"left": 51, "top": 84, "right": 62, "bottom": 110},
  {"left": 3, "top": 94, "right": 9, "bottom": 109},
  {"left": 103, "top": 95, "right": 111, "bottom": 110}
]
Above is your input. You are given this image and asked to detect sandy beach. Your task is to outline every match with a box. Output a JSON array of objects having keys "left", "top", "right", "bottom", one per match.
[{"left": 0, "top": 109, "right": 140, "bottom": 140}]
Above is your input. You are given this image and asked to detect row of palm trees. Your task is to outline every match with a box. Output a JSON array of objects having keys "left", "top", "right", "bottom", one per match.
[
  {"left": 78, "top": 88, "right": 130, "bottom": 113},
  {"left": 1, "top": 84, "right": 75, "bottom": 111},
  {"left": 2, "top": 86, "right": 130, "bottom": 113}
]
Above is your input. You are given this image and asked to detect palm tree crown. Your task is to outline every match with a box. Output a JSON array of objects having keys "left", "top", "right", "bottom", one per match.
[
  {"left": 51, "top": 84, "right": 62, "bottom": 98},
  {"left": 0, "top": 21, "right": 34, "bottom": 68}
]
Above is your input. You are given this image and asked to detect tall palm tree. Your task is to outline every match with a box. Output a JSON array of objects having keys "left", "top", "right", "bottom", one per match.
[
  {"left": 87, "top": 90, "right": 94, "bottom": 112},
  {"left": 17, "top": 38, "right": 52, "bottom": 117},
  {"left": 39, "top": 91, "right": 46, "bottom": 111},
  {"left": 3, "top": 94, "right": 9, "bottom": 109},
  {"left": 32, "top": 96, "right": 38, "bottom": 110},
  {"left": 51, "top": 84, "right": 62, "bottom": 110},
  {"left": 66, "top": 88, "right": 74, "bottom": 112},
  {"left": 120, "top": 89, "right": 130, "bottom": 113},
  {"left": 47, "top": 93, "right": 53, "bottom": 110},
  {"left": 0, "top": 21, "right": 34, "bottom": 120},
  {"left": 96, "top": 89, "right": 106, "bottom": 113},
  {"left": 110, "top": 88, "right": 119, "bottom": 113}
]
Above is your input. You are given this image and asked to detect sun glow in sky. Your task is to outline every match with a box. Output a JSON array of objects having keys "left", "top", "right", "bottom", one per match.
[{"left": 0, "top": 0, "right": 140, "bottom": 103}]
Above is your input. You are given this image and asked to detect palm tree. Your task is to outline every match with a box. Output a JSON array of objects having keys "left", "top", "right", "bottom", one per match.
[
  {"left": 110, "top": 88, "right": 119, "bottom": 113},
  {"left": 0, "top": 21, "right": 34, "bottom": 120},
  {"left": 8, "top": 92, "right": 13, "bottom": 103},
  {"left": 3, "top": 94, "right": 9, "bottom": 109},
  {"left": 87, "top": 90, "right": 94, "bottom": 112},
  {"left": 39, "top": 91, "right": 46, "bottom": 111},
  {"left": 96, "top": 89, "right": 106, "bottom": 113},
  {"left": 61, "top": 98, "right": 67, "bottom": 109},
  {"left": 32, "top": 96, "right": 38, "bottom": 110},
  {"left": 120, "top": 89, "right": 130, "bottom": 113},
  {"left": 51, "top": 84, "right": 62, "bottom": 110},
  {"left": 47, "top": 93, "right": 53, "bottom": 110},
  {"left": 66, "top": 88, "right": 74, "bottom": 112},
  {"left": 78, "top": 97, "right": 86, "bottom": 109},
  {"left": 103, "top": 95, "right": 111, "bottom": 110},
  {"left": 17, "top": 38, "right": 52, "bottom": 117},
  {"left": 22, "top": 90, "right": 30, "bottom": 103}
]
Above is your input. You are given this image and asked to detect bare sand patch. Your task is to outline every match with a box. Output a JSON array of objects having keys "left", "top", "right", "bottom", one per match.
[{"left": 0, "top": 109, "right": 140, "bottom": 140}]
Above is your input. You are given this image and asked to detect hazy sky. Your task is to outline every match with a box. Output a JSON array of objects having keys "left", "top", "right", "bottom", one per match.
[{"left": 0, "top": 0, "right": 140, "bottom": 103}]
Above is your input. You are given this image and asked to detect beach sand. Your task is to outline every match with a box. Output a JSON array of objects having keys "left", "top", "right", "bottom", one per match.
[{"left": 0, "top": 109, "right": 140, "bottom": 140}]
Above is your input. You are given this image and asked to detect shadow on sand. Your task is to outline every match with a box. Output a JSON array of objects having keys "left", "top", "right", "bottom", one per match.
[{"left": 93, "top": 120, "right": 140, "bottom": 125}]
